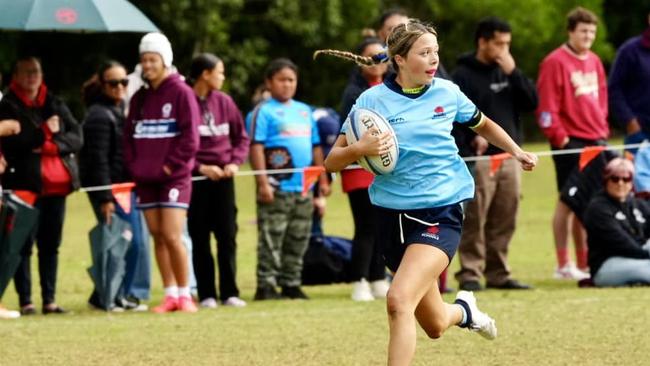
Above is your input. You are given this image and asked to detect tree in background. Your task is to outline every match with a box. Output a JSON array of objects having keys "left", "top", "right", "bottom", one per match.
[{"left": 0, "top": 0, "right": 638, "bottom": 126}]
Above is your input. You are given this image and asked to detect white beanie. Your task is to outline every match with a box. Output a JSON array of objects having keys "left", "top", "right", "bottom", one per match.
[{"left": 139, "top": 32, "right": 173, "bottom": 68}]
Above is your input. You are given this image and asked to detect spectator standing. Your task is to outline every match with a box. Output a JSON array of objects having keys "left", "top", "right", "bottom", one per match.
[
  {"left": 536, "top": 7, "right": 609, "bottom": 280},
  {"left": 339, "top": 36, "right": 390, "bottom": 301},
  {"left": 453, "top": 17, "right": 537, "bottom": 291},
  {"left": 310, "top": 106, "right": 339, "bottom": 237},
  {"left": 123, "top": 33, "right": 200, "bottom": 313},
  {"left": 608, "top": 12, "right": 650, "bottom": 148},
  {"left": 80, "top": 60, "right": 151, "bottom": 311},
  {"left": 0, "top": 56, "right": 83, "bottom": 315},
  {"left": 247, "top": 58, "right": 330, "bottom": 300},
  {"left": 186, "top": 53, "right": 249, "bottom": 308}
]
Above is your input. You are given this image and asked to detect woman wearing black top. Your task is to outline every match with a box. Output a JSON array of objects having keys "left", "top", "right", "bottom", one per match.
[
  {"left": 80, "top": 61, "right": 150, "bottom": 310},
  {"left": 584, "top": 158, "right": 650, "bottom": 286}
]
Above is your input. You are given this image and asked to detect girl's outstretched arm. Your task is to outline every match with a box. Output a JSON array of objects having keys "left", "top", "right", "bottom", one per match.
[{"left": 472, "top": 116, "right": 538, "bottom": 171}]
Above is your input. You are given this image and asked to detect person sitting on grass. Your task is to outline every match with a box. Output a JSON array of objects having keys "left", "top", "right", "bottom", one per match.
[{"left": 584, "top": 158, "right": 650, "bottom": 286}]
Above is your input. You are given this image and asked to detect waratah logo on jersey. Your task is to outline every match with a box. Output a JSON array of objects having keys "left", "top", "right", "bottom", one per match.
[{"left": 432, "top": 106, "right": 447, "bottom": 119}]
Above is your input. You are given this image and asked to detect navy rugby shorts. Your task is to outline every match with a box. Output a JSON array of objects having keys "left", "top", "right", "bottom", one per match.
[{"left": 375, "top": 203, "right": 463, "bottom": 273}]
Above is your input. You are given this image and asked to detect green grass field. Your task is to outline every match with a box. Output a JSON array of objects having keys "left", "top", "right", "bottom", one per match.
[{"left": 2, "top": 142, "right": 648, "bottom": 366}]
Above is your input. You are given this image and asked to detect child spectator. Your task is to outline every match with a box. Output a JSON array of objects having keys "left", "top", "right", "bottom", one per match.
[
  {"left": 247, "top": 58, "right": 330, "bottom": 300},
  {"left": 186, "top": 53, "right": 249, "bottom": 308}
]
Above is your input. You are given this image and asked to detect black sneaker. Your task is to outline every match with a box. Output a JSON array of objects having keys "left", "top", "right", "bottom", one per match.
[
  {"left": 486, "top": 279, "right": 532, "bottom": 290},
  {"left": 20, "top": 304, "right": 37, "bottom": 316},
  {"left": 42, "top": 305, "right": 67, "bottom": 315},
  {"left": 281, "top": 286, "right": 309, "bottom": 300},
  {"left": 115, "top": 296, "right": 140, "bottom": 310},
  {"left": 254, "top": 286, "right": 280, "bottom": 301},
  {"left": 459, "top": 280, "right": 484, "bottom": 292}
]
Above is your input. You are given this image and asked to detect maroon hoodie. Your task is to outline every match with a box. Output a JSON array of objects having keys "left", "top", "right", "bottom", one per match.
[
  {"left": 124, "top": 73, "right": 200, "bottom": 183},
  {"left": 194, "top": 90, "right": 250, "bottom": 171}
]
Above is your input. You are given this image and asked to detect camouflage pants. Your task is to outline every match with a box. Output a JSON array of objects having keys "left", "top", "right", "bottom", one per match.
[{"left": 256, "top": 191, "right": 313, "bottom": 288}]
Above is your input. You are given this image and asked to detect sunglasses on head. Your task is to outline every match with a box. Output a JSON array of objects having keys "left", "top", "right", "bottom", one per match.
[
  {"left": 609, "top": 176, "right": 632, "bottom": 183},
  {"left": 105, "top": 78, "right": 129, "bottom": 87}
]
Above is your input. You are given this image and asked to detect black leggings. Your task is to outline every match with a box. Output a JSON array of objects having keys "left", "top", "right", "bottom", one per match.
[
  {"left": 14, "top": 196, "right": 66, "bottom": 307},
  {"left": 187, "top": 178, "right": 239, "bottom": 301},
  {"left": 347, "top": 189, "right": 385, "bottom": 282}
]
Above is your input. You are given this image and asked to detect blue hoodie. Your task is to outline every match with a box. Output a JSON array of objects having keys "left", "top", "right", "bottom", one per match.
[{"left": 608, "top": 29, "right": 650, "bottom": 134}]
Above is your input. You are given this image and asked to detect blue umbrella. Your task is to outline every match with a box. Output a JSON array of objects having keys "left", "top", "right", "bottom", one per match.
[
  {"left": 0, "top": 194, "right": 39, "bottom": 299},
  {"left": 87, "top": 214, "right": 132, "bottom": 310},
  {"left": 0, "top": 0, "right": 158, "bottom": 33}
]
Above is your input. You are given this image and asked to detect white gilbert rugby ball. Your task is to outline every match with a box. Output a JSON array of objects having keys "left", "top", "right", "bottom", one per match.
[{"left": 345, "top": 108, "right": 399, "bottom": 175}]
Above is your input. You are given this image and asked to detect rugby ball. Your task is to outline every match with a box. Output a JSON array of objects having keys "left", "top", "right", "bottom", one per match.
[{"left": 345, "top": 108, "right": 399, "bottom": 175}]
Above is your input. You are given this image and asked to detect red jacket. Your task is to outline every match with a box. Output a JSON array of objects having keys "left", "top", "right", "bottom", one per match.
[{"left": 536, "top": 45, "right": 609, "bottom": 147}]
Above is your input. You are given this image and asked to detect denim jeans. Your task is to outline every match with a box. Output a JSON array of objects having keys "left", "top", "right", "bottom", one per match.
[{"left": 593, "top": 256, "right": 650, "bottom": 287}]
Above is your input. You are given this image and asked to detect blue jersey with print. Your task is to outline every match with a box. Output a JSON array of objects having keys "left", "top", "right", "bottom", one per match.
[
  {"left": 342, "top": 78, "right": 478, "bottom": 209},
  {"left": 247, "top": 98, "right": 320, "bottom": 192}
]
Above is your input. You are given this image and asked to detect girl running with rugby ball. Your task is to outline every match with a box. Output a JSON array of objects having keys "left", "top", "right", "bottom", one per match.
[{"left": 320, "top": 19, "right": 537, "bottom": 365}]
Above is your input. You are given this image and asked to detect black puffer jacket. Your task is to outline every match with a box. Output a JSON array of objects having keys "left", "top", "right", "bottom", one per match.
[
  {"left": 80, "top": 96, "right": 128, "bottom": 203},
  {"left": 0, "top": 91, "right": 82, "bottom": 193},
  {"left": 584, "top": 191, "right": 650, "bottom": 277}
]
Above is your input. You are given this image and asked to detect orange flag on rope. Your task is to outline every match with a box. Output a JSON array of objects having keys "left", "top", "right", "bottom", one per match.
[
  {"left": 302, "top": 166, "right": 325, "bottom": 196},
  {"left": 111, "top": 182, "right": 136, "bottom": 214},
  {"left": 489, "top": 153, "right": 510, "bottom": 177},
  {"left": 579, "top": 146, "right": 606, "bottom": 171},
  {"left": 624, "top": 151, "right": 635, "bottom": 161}
]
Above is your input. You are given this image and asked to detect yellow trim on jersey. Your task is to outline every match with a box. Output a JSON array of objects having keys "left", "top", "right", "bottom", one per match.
[
  {"left": 402, "top": 85, "right": 427, "bottom": 94},
  {"left": 469, "top": 111, "right": 486, "bottom": 129}
]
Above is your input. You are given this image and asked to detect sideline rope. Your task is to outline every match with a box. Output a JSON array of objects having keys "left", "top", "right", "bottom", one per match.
[
  {"left": 462, "top": 142, "right": 644, "bottom": 162},
  {"left": 53, "top": 141, "right": 650, "bottom": 193}
]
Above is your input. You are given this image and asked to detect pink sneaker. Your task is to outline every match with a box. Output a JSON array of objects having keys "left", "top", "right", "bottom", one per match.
[
  {"left": 152, "top": 296, "right": 178, "bottom": 313},
  {"left": 177, "top": 296, "right": 198, "bottom": 313}
]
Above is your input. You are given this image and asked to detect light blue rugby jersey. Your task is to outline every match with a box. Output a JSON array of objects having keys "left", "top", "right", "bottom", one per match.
[
  {"left": 342, "top": 77, "right": 479, "bottom": 209},
  {"left": 246, "top": 98, "right": 320, "bottom": 193}
]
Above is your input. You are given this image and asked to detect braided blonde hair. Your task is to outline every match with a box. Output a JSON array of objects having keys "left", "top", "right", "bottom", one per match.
[
  {"left": 313, "top": 18, "right": 437, "bottom": 71},
  {"left": 313, "top": 49, "right": 379, "bottom": 66}
]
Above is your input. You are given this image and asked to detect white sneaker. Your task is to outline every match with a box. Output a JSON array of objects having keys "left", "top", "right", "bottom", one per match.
[
  {"left": 132, "top": 304, "right": 149, "bottom": 312},
  {"left": 554, "top": 263, "right": 590, "bottom": 280},
  {"left": 223, "top": 296, "right": 247, "bottom": 307},
  {"left": 369, "top": 279, "right": 390, "bottom": 299},
  {"left": 351, "top": 279, "right": 375, "bottom": 301},
  {"left": 199, "top": 297, "right": 219, "bottom": 309},
  {"left": 455, "top": 290, "right": 497, "bottom": 340},
  {"left": 0, "top": 308, "right": 20, "bottom": 319}
]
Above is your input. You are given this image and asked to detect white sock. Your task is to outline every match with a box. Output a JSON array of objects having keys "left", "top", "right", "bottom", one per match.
[
  {"left": 458, "top": 304, "right": 468, "bottom": 326},
  {"left": 164, "top": 286, "right": 179, "bottom": 298},
  {"left": 178, "top": 287, "right": 191, "bottom": 298}
]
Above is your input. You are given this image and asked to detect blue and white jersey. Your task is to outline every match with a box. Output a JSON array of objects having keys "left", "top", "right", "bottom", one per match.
[
  {"left": 247, "top": 98, "right": 320, "bottom": 193},
  {"left": 342, "top": 76, "right": 480, "bottom": 209}
]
